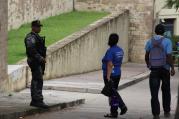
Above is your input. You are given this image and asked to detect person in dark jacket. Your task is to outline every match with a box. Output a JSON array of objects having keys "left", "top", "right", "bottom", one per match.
[
  {"left": 24, "top": 20, "right": 48, "bottom": 108},
  {"left": 102, "top": 33, "right": 127, "bottom": 118}
]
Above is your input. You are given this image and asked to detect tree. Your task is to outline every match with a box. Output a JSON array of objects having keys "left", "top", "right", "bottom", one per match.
[
  {"left": 166, "top": 0, "right": 179, "bottom": 10},
  {"left": 166, "top": 1, "right": 179, "bottom": 118},
  {"left": 165, "top": 1, "right": 179, "bottom": 118}
]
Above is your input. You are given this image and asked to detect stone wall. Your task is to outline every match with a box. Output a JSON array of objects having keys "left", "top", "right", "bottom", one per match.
[
  {"left": 7, "top": 65, "right": 28, "bottom": 92},
  {"left": 75, "top": 0, "right": 154, "bottom": 62},
  {"left": 8, "top": 0, "right": 74, "bottom": 30},
  {"left": 44, "top": 11, "right": 129, "bottom": 80},
  {"left": 0, "top": 0, "right": 8, "bottom": 92}
]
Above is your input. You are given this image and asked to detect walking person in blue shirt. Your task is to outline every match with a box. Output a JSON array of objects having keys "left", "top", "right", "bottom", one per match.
[
  {"left": 102, "top": 33, "right": 127, "bottom": 118},
  {"left": 145, "top": 24, "right": 175, "bottom": 119}
]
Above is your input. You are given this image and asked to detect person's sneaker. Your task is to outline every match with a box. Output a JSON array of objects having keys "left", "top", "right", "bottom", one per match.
[
  {"left": 30, "top": 101, "right": 49, "bottom": 109},
  {"left": 120, "top": 106, "right": 128, "bottom": 115},
  {"left": 104, "top": 114, "right": 118, "bottom": 118},
  {"left": 164, "top": 112, "right": 171, "bottom": 118},
  {"left": 153, "top": 115, "right": 160, "bottom": 119}
]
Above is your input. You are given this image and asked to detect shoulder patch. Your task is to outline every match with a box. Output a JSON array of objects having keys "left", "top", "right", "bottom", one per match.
[
  {"left": 27, "top": 36, "right": 36, "bottom": 43},
  {"left": 31, "top": 38, "right": 36, "bottom": 44},
  {"left": 25, "top": 36, "right": 36, "bottom": 47}
]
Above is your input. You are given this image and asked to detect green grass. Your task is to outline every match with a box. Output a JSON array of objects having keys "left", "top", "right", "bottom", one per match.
[{"left": 8, "top": 11, "right": 108, "bottom": 64}]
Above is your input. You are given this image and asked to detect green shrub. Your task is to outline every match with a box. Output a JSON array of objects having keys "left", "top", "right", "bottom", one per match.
[{"left": 171, "top": 35, "right": 179, "bottom": 51}]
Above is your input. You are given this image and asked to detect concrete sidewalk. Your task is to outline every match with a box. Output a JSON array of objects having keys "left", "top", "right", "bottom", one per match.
[
  {"left": 0, "top": 63, "right": 149, "bottom": 119},
  {"left": 24, "top": 68, "right": 179, "bottom": 119},
  {"left": 0, "top": 90, "right": 85, "bottom": 119},
  {"left": 43, "top": 63, "right": 150, "bottom": 93}
]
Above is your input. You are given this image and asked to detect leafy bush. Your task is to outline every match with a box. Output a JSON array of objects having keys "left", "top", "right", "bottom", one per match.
[
  {"left": 171, "top": 35, "right": 179, "bottom": 50},
  {"left": 166, "top": 0, "right": 179, "bottom": 10}
]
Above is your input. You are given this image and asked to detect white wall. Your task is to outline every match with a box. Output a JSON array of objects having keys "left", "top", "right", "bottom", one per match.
[{"left": 8, "top": 0, "right": 74, "bottom": 30}]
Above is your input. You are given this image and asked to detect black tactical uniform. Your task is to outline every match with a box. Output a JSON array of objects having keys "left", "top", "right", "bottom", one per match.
[{"left": 24, "top": 20, "right": 48, "bottom": 108}]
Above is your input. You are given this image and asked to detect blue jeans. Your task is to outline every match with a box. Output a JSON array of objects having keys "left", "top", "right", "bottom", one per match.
[{"left": 149, "top": 68, "right": 171, "bottom": 116}]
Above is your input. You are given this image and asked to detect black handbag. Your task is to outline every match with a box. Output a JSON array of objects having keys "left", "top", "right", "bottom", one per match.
[{"left": 101, "top": 81, "right": 113, "bottom": 97}]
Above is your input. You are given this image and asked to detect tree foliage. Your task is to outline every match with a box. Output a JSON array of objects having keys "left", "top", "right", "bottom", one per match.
[{"left": 166, "top": 0, "right": 179, "bottom": 10}]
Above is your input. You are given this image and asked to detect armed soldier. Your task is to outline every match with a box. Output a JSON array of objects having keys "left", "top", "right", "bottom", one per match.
[{"left": 25, "top": 20, "right": 48, "bottom": 108}]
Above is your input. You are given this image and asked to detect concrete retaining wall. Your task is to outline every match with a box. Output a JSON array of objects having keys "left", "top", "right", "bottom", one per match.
[
  {"left": 8, "top": 0, "right": 74, "bottom": 30},
  {"left": 5, "top": 65, "right": 32, "bottom": 92},
  {"left": 7, "top": 65, "right": 28, "bottom": 92},
  {"left": 44, "top": 11, "right": 129, "bottom": 80}
]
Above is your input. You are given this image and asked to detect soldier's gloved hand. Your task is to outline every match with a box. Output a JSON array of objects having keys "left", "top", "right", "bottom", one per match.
[
  {"left": 171, "top": 68, "right": 175, "bottom": 76},
  {"left": 40, "top": 57, "right": 46, "bottom": 64}
]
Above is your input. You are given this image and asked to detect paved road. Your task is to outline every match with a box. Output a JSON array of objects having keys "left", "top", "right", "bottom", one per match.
[{"left": 24, "top": 71, "right": 179, "bottom": 119}]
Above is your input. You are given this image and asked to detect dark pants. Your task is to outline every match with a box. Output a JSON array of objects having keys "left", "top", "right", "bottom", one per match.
[
  {"left": 28, "top": 61, "right": 44, "bottom": 102},
  {"left": 103, "top": 75, "right": 126, "bottom": 115},
  {"left": 149, "top": 68, "right": 171, "bottom": 116}
]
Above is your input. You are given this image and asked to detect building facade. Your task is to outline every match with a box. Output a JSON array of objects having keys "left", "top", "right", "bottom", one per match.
[
  {"left": 75, "top": 0, "right": 154, "bottom": 63},
  {"left": 155, "top": 0, "right": 179, "bottom": 36}
]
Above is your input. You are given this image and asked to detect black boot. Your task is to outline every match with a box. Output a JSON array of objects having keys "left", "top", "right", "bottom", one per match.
[
  {"left": 164, "top": 112, "right": 171, "bottom": 118},
  {"left": 30, "top": 100, "right": 49, "bottom": 109},
  {"left": 104, "top": 113, "right": 118, "bottom": 118},
  {"left": 120, "top": 106, "right": 128, "bottom": 115},
  {"left": 153, "top": 115, "right": 160, "bottom": 119}
]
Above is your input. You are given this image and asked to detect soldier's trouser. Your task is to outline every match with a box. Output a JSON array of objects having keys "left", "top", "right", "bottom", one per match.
[
  {"left": 28, "top": 62, "right": 44, "bottom": 102},
  {"left": 149, "top": 68, "right": 171, "bottom": 116}
]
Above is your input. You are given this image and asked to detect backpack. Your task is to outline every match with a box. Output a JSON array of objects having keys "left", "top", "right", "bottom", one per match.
[{"left": 149, "top": 37, "right": 166, "bottom": 68}]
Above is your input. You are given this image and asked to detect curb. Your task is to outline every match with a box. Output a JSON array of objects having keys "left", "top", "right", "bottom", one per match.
[
  {"left": 118, "top": 71, "right": 150, "bottom": 90},
  {"left": 0, "top": 99, "right": 85, "bottom": 119},
  {"left": 43, "top": 71, "right": 150, "bottom": 94}
]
